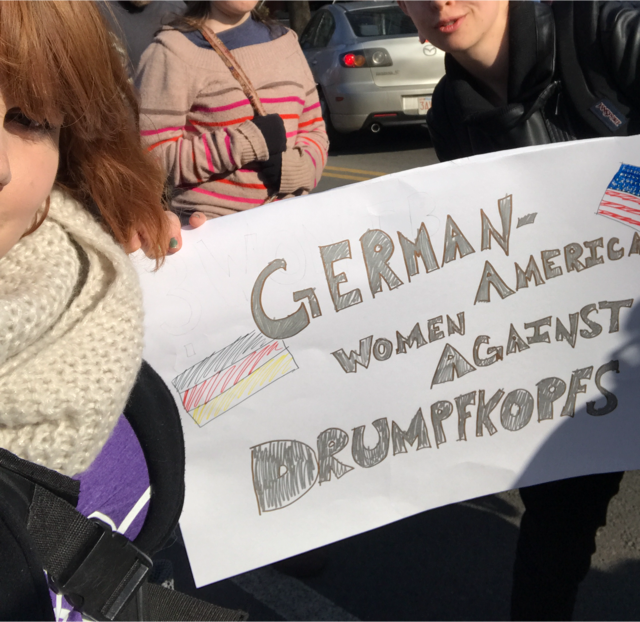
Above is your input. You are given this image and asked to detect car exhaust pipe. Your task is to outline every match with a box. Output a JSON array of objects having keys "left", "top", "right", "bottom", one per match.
[{"left": 370, "top": 123, "right": 381, "bottom": 133}]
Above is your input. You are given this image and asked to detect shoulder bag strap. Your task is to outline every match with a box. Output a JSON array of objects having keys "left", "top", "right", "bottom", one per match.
[
  {"left": 0, "top": 449, "right": 246, "bottom": 621},
  {"left": 199, "top": 25, "right": 266, "bottom": 117},
  {"left": 26, "top": 482, "right": 247, "bottom": 621},
  {"left": 199, "top": 25, "right": 282, "bottom": 203},
  {"left": 123, "top": 361, "right": 185, "bottom": 557}
]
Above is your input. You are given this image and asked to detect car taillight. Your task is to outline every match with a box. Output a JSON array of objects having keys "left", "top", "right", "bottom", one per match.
[
  {"left": 340, "top": 48, "right": 392, "bottom": 68},
  {"left": 342, "top": 52, "right": 367, "bottom": 68}
]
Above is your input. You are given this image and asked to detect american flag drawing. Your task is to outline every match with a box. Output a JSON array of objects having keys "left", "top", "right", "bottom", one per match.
[{"left": 597, "top": 163, "right": 640, "bottom": 231}]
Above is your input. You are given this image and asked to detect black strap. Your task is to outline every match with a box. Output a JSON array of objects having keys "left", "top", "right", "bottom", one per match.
[
  {"left": 141, "top": 583, "right": 249, "bottom": 622},
  {"left": 123, "top": 361, "right": 186, "bottom": 557},
  {"left": 28, "top": 486, "right": 103, "bottom": 582},
  {"left": 0, "top": 446, "right": 79, "bottom": 506},
  {"left": 0, "top": 445, "right": 245, "bottom": 620},
  {"left": 25, "top": 482, "right": 246, "bottom": 621}
]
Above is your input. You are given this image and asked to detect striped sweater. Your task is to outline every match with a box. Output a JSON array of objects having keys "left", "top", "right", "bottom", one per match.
[{"left": 136, "top": 27, "right": 328, "bottom": 217}]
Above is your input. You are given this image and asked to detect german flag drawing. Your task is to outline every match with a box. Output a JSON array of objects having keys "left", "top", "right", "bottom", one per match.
[{"left": 172, "top": 332, "right": 298, "bottom": 426}]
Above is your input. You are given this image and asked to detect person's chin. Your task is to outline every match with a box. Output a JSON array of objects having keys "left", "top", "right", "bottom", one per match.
[
  {"left": 422, "top": 32, "right": 448, "bottom": 52},
  {"left": 427, "top": 36, "right": 463, "bottom": 56}
]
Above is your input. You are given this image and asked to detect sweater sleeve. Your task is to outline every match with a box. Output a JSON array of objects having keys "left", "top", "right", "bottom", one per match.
[
  {"left": 279, "top": 54, "right": 329, "bottom": 194},
  {"left": 599, "top": 2, "right": 640, "bottom": 107},
  {"left": 136, "top": 41, "right": 269, "bottom": 188}
]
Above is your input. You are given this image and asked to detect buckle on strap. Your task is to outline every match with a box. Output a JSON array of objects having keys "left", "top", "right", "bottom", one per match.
[{"left": 51, "top": 518, "right": 152, "bottom": 621}]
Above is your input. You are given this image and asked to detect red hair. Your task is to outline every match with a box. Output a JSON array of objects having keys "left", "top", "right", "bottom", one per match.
[{"left": 0, "top": 0, "right": 169, "bottom": 260}]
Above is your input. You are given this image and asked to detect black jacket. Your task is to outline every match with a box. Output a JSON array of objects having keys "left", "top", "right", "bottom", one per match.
[
  {"left": 427, "top": 1, "right": 640, "bottom": 161},
  {"left": 0, "top": 362, "right": 185, "bottom": 621}
]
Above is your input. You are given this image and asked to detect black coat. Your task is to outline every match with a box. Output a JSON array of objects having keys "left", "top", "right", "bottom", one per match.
[{"left": 427, "top": 1, "right": 640, "bottom": 161}]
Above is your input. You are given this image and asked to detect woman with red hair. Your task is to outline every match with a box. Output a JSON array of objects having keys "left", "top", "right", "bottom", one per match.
[{"left": 0, "top": 3, "right": 235, "bottom": 620}]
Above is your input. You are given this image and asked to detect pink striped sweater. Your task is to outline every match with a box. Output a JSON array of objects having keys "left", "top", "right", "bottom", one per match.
[{"left": 136, "top": 27, "right": 328, "bottom": 217}]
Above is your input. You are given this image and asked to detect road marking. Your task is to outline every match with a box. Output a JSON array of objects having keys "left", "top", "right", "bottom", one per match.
[
  {"left": 325, "top": 165, "right": 387, "bottom": 177},
  {"left": 231, "top": 566, "right": 360, "bottom": 621},
  {"left": 322, "top": 172, "right": 372, "bottom": 182}
]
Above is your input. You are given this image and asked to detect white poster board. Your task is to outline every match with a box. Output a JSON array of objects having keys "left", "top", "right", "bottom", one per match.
[{"left": 137, "top": 136, "right": 640, "bottom": 587}]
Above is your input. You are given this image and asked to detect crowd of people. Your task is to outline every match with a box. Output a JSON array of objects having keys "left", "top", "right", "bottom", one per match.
[{"left": 0, "top": 0, "right": 638, "bottom": 620}]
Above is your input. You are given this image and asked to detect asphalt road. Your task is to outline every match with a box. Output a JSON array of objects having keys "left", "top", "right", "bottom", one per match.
[
  {"left": 315, "top": 125, "right": 438, "bottom": 194},
  {"left": 159, "top": 127, "right": 640, "bottom": 621}
]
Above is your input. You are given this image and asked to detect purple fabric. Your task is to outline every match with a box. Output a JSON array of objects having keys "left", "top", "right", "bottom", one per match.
[
  {"left": 50, "top": 415, "right": 150, "bottom": 621},
  {"left": 74, "top": 416, "right": 150, "bottom": 538}
]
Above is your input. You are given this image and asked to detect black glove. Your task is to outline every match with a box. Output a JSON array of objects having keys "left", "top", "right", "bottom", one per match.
[
  {"left": 252, "top": 114, "right": 286, "bottom": 155},
  {"left": 258, "top": 152, "right": 282, "bottom": 191}
]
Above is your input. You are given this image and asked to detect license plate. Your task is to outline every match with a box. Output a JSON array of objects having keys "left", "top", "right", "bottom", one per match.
[{"left": 418, "top": 96, "right": 432, "bottom": 114}]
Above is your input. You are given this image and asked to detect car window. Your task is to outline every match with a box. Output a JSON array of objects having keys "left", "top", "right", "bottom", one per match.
[
  {"left": 300, "top": 12, "right": 323, "bottom": 49},
  {"left": 315, "top": 12, "right": 336, "bottom": 48},
  {"left": 346, "top": 6, "right": 418, "bottom": 38}
]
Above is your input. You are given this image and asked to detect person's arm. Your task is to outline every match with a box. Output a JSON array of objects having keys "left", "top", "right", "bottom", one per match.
[
  {"left": 279, "top": 59, "right": 329, "bottom": 194},
  {"left": 599, "top": 1, "right": 640, "bottom": 106},
  {"left": 136, "top": 42, "right": 269, "bottom": 189}
]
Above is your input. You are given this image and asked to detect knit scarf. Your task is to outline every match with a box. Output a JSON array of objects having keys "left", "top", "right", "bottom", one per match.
[{"left": 0, "top": 190, "right": 143, "bottom": 476}]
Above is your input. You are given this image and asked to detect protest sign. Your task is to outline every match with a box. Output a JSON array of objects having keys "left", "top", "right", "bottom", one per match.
[{"left": 137, "top": 136, "right": 640, "bottom": 587}]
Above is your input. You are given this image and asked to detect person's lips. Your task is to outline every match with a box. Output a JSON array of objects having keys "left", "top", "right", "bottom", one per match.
[{"left": 435, "top": 15, "right": 466, "bottom": 34}]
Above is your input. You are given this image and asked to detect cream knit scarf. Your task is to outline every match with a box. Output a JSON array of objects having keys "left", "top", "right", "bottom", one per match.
[{"left": 0, "top": 190, "right": 143, "bottom": 476}]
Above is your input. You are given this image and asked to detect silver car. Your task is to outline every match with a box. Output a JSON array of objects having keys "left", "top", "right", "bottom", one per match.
[{"left": 299, "top": 1, "right": 445, "bottom": 135}]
